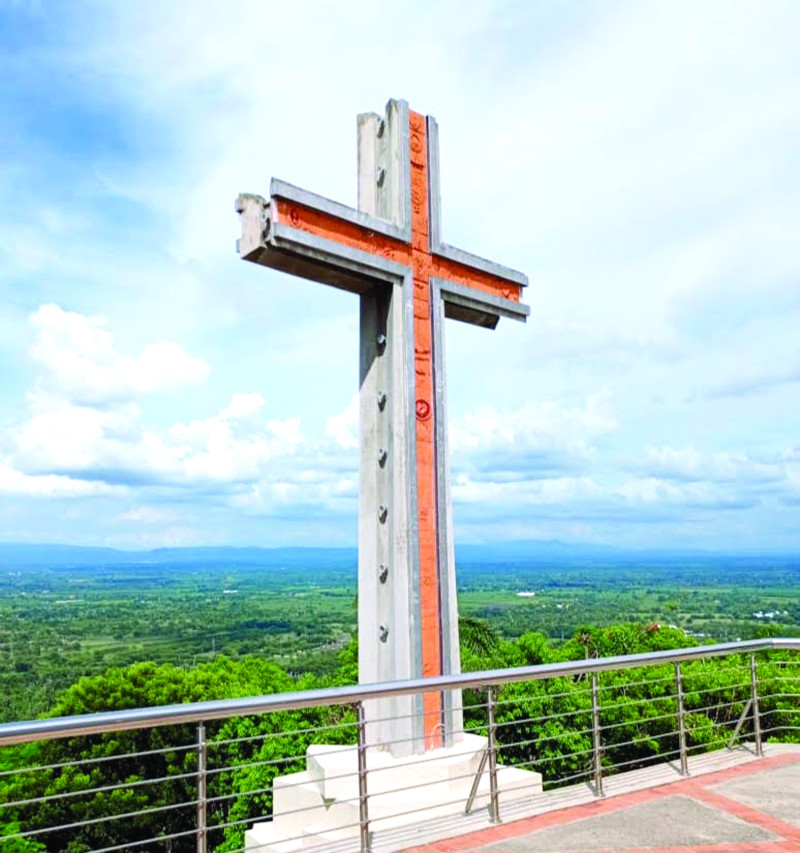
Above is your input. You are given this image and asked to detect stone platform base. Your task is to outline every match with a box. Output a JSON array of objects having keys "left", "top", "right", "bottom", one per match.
[{"left": 244, "top": 733, "right": 543, "bottom": 853}]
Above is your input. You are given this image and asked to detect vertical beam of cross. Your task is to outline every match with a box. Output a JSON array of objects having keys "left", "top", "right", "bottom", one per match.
[{"left": 237, "top": 99, "right": 529, "bottom": 756}]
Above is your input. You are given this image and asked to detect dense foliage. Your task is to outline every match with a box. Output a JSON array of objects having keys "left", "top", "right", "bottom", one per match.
[{"left": 0, "top": 657, "right": 354, "bottom": 852}]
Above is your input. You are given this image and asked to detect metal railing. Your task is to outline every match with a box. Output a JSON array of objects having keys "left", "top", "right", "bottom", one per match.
[{"left": 0, "top": 638, "right": 798, "bottom": 853}]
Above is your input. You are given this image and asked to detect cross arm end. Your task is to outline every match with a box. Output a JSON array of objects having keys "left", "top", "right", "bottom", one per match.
[{"left": 235, "top": 193, "right": 270, "bottom": 263}]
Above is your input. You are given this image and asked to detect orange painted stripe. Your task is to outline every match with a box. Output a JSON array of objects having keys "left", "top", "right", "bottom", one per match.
[
  {"left": 431, "top": 255, "right": 522, "bottom": 303},
  {"left": 409, "top": 109, "right": 443, "bottom": 747},
  {"left": 274, "top": 199, "right": 410, "bottom": 264}
]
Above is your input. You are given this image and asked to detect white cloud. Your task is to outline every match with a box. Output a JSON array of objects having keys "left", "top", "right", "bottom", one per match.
[
  {"left": 230, "top": 473, "right": 359, "bottom": 516},
  {"left": 30, "top": 304, "right": 210, "bottom": 405},
  {"left": 0, "top": 456, "right": 123, "bottom": 498},
  {"left": 166, "top": 393, "right": 304, "bottom": 483},
  {"left": 14, "top": 389, "right": 305, "bottom": 487},
  {"left": 116, "top": 506, "right": 176, "bottom": 524},
  {"left": 453, "top": 474, "right": 604, "bottom": 507},
  {"left": 325, "top": 394, "right": 359, "bottom": 450},
  {"left": 615, "top": 477, "right": 753, "bottom": 510},
  {"left": 642, "top": 445, "right": 785, "bottom": 485},
  {"left": 532, "top": 319, "right": 681, "bottom": 366},
  {"left": 450, "top": 390, "right": 618, "bottom": 469},
  {"left": 13, "top": 307, "right": 307, "bottom": 489},
  {"left": 700, "top": 359, "right": 800, "bottom": 400}
]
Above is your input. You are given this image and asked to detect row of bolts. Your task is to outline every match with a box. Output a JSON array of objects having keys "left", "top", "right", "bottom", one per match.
[{"left": 377, "top": 332, "right": 390, "bottom": 645}]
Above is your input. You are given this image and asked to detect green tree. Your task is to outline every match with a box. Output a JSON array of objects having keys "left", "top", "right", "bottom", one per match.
[{"left": 0, "top": 658, "right": 327, "bottom": 853}]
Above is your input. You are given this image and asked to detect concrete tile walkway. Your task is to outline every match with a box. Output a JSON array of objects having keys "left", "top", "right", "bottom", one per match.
[{"left": 407, "top": 751, "right": 800, "bottom": 853}]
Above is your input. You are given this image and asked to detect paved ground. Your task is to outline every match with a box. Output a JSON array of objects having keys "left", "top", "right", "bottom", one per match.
[{"left": 407, "top": 752, "right": 800, "bottom": 853}]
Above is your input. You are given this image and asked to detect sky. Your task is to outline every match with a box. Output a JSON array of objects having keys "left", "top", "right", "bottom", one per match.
[{"left": 1, "top": 0, "right": 798, "bottom": 552}]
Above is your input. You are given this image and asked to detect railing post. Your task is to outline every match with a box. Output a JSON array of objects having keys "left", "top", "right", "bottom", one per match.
[
  {"left": 675, "top": 662, "right": 689, "bottom": 776},
  {"left": 591, "top": 674, "right": 604, "bottom": 797},
  {"left": 486, "top": 686, "right": 501, "bottom": 823},
  {"left": 196, "top": 722, "right": 207, "bottom": 853},
  {"left": 356, "top": 701, "right": 371, "bottom": 853},
  {"left": 750, "top": 653, "right": 763, "bottom": 757}
]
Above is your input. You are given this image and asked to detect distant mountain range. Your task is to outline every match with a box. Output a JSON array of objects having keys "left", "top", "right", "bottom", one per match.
[{"left": 0, "top": 541, "right": 794, "bottom": 569}]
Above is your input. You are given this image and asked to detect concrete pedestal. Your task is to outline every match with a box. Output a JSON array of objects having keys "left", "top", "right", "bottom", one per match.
[{"left": 244, "top": 734, "right": 543, "bottom": 853}]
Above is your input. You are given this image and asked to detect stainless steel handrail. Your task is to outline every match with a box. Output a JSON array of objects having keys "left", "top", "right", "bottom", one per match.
[{"left": 1, "top": 638, "right": 798, "bottom": 747}]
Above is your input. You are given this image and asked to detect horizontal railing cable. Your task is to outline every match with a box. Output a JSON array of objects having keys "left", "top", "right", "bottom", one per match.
[
  {"left": 1, "top": 768, "right": 199, "bottom": 810},
  {"left": 494, "top": 685, "right": 594, "bottom": 706},
  {"left": 2, "top": 796, "right": 199, "bottom": 841},
  {"left": 0, "top": 740, "right": 196, "bottom": 778},
  {"left": 83, "top": 826, "right": 200, "bottom": 853},
  {"left": 207, "top": 717, "right": 356, "bottom": 747}
]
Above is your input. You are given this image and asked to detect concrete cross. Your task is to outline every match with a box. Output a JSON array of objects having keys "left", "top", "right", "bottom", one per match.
[{"left": 237, "top": 99, "right": 529, "bottom": 756}]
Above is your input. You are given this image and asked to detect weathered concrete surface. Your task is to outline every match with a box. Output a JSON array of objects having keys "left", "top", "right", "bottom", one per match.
[
  {"left": 476, "top": 795, "right": 775, "bottom": 852},
  {"left": 407, "top": 745, "right": 800, "bottom": 853},
  {"left": 712, "top": 760, "right": 800, "bottom": 827}
]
